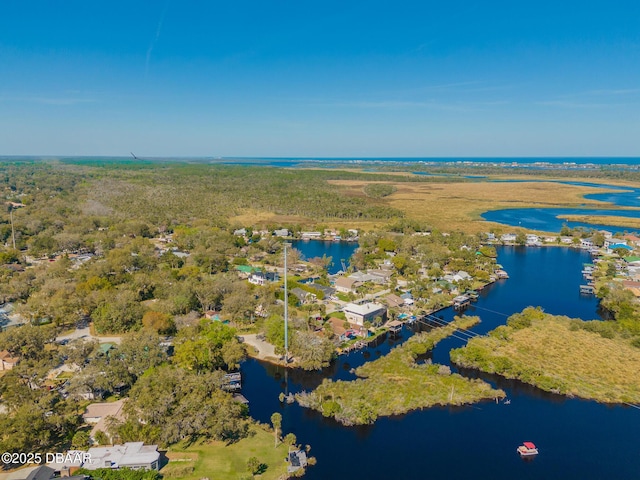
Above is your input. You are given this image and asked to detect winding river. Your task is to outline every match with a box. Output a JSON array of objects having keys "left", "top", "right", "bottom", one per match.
[
  {"left": 481, "top": 180, "right": 640, "bottom": 233},
  {"left": 241, "top": 245, "right": 640, "bottom": 480}
]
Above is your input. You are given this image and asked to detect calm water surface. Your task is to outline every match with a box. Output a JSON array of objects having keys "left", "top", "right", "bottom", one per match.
[
  {"left": 241, "top": 246, "right": 640, "bottom": 480},
  {"left": 290, "top": 240, "right": 359, "bottom": 274},
  {"left": 481, "top": 180, "right": 640, "bottom": 233},
  {"left": 482, "top": 208, "right": 640, "bottom": 234}
]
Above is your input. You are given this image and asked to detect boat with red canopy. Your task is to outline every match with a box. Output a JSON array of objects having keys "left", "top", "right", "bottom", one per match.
[{"left": 517, "top": 442, "right": 539, "bottom": 457}]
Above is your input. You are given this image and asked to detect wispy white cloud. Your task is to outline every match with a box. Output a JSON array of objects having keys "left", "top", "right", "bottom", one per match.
[{"left": 145, "top": 0, "right": 171, "bottom": 78}]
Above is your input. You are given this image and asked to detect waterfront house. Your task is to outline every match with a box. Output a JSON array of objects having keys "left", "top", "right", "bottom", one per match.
[
  {"left": 274, "top": 228, "right": 289, "bottom": 237},
  {"left": 500, "top": 233, "right": 517, "bottom": 243},
  {"left": 453, "top": 295, "right": 471, "bottom": 309},
  {"left": 526, "top": 234, "right": 541, "bottom": 246},
  {"left": 327, "top": 317, "right": 348, "bottom": 338},
  {"left": 580, "top": 239, "right": 594, "bottom": 249},
  {"left": 301, "top": 231, "right": 322, "bottom": 239},
  {"left": 288, "top": 449, "right": 308, "bottom": 474},
  {"left": 343, "top": 302, "right": 387, "bottom": 326}
]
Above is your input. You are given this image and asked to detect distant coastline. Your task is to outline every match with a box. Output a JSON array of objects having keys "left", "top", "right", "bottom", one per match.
[{"left": 1, "top": 155, "right": 640, "bottom": 167}]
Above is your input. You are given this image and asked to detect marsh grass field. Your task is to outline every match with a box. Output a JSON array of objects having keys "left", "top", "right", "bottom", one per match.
[
  {"left": 451, "top": 311, "right": 640, "bottom": 403},
  {"left": 328, "top": 176, "right": 628, "bottom": 233},
  {"left": 557, "top": 214, "right": 640, "bottom": 230},
  {"left": 21, "top": 159, "right": 636, "bottom": 235}
]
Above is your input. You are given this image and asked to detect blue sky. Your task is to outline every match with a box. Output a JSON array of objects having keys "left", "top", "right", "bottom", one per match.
[{"left": 1, "top": 1, "right": 639, "bottom": 157}]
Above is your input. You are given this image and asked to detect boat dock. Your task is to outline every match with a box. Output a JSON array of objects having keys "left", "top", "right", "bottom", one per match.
[
  {"left": 387, "top": 320, "right": 403, "bottom": 337},
  {"left": 453, "top": 295, "right": 471, "bottom": 310},
  {"left": 222, "top": 372, "right": 242, "bottom": 391},
  {"left": 580, "top": 285, "right": 595, "bottom": 294}
]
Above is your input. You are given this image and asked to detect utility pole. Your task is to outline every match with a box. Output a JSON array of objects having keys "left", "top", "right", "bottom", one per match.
[{"left": 283, "top": 242, "right": 291, "bottom": 363}]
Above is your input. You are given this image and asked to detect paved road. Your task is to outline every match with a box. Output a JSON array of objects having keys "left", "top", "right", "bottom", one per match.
[{"left": 56, "top": 326, "right": 122, "bottom": 345}]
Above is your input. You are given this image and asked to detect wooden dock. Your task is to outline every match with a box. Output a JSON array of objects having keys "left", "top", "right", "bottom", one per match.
[
  {"left": 453, "top": 295, "right": 471, "bottom": 310},
  {"left": 580, "top": 285, "right": 595, "bottom": 294},
  {"left": 222, "top": 372, "right": 242, "bottom": 391},
  {"left": 387, "top": 320, "right": 403, "bottom": 337}
]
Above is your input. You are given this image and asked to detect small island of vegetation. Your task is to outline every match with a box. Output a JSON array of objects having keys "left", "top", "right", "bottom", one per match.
[
  {"left": 296, "top": 316, "right": 504, "bottom": 425},
  {"left": 450, "top": 307, "right": 640, "bottom": 403}
]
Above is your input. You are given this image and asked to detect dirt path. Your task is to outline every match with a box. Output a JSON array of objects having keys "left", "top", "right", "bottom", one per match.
[{"left": 239, "top": 334, "right": 281, "bottom": 362}]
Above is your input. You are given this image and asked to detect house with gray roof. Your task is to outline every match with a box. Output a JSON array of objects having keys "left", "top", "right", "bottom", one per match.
[
  {"left": 82, "top": 442, "right": 160, "bottom": 471},
  {"left": 343, "top": 302, "right": 387, "bottom": 326}
]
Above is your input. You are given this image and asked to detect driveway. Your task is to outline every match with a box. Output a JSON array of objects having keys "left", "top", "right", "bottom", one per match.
[
  {"left": 239, "top": 334, "right": 279, "bottom": 362},
  {"left": 56, "top": 326, "right": 122, "bottom": 345}
]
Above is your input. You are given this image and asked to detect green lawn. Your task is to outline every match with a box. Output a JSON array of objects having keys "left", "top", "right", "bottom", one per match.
[{"left": 161, "top": 425, "right": 300, "bottom": 480}]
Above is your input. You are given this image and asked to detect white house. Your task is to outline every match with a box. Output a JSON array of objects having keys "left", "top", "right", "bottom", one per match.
[
  {"left": 580, "top": 239, "right": 594, "bottom": 249},
  {"left": 248, "top": 271, "right": 279, "bottom": 286},
  {"left": 301, "top": 231, "right": 322, "bottom": 239},
  {"left": 343, "top": 302, "right": 387, "bottom": 326},
  {"left": 500, "top": 233, "right": 517, "bottom": 243},
  {"left": 526, "top": 234, "right": 541, "bottom": 245},
  {"left": 83, "top": 442, "right": 160, "bottom": 471},
  {"left": 604, "top": 238, "right": 627, "bottom": 249}
]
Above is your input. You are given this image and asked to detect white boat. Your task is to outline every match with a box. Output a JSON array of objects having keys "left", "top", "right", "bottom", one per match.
[{"left": 517, "top": 441, "right": 539, "bottom": 457}]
